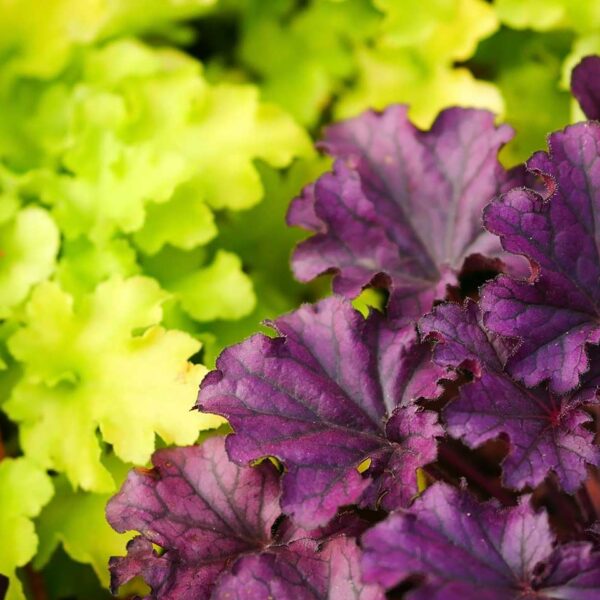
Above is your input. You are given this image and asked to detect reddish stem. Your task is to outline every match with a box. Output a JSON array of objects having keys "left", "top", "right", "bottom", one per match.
[
  {"left": 24, "top": 566, "right": 47, "bottom": 600},
  {"left": 433, "top": 443, "right": 515, "bottom": 506}
]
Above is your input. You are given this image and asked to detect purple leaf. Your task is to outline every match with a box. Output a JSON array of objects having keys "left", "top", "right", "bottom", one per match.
[
  {"left": 107, "top": 437, "right": 380, "bottom": 599},
  {"left": 482, "top": 122, "right": 600, "bottom": 393},
  {"left": 420, "top": 301, "right": 600, "bottom": 492},
  {"left": 362, "top": 482, "right": 600, "bottom": 599},
  {"left": 198, "top": 296, "right": 447, "bottom": 528},
  {"left": 572, "top": 56, "right": 600, "bottom": 120},
  {"left": 213, "top": 537, "right": 384, "bottom": 600},
  {"left": 106, "top": 437, "right": 281, "bottom": 599},
  {"left": 288, "top": 106, "right": 521, "bottom": 319}
]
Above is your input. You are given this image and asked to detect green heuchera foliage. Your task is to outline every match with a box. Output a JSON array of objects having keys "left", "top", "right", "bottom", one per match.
[
  {"left": 2, "top": 0, "right": 600, "bottom": 598},
  {"left": 0, "top": 1, "right": 310, "bottom": 596},
  {"left": 0, "top": 458, "right": 53, "bottom": 600}
]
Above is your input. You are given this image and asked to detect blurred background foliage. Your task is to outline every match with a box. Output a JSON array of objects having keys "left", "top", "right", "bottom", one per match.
[{"left": 0, "top": 0, "right": 596, "bottom": 598}]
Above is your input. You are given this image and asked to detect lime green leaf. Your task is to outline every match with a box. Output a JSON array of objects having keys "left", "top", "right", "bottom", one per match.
[
  {"left": 5, "top": 277, "right": 223, "bottom": 491},
  {"left": 34, "top": 460, "right": 133, "bottom": 588},
  {"left": 0, "top": 0, "right": 217, "bottom": 79},
  {"left": 171, "top": 250, "right": 256, "bottom": 322},
  {"left": 375, "top": 0, "right": 498, "bottom": 62},
  {"left": 336, "top": 49, "right": 503, "bottom": 127},
  {"left": 182, "top": 82, "right": 313, "bottom": 211},
  {"left": 25, "top": 39, "right": 309, "bottom": 241},
  {"left": 133, "top": 182, "right": 217, "bottom": 255},
  {"left": 235, "top": 0, "right": 380, "bottom": 126},
  {"left": 56, "top": 237, "right": 140, "bottom": 297},
  {"left": 335, "top": 0, "right": 502, "bottom": 126},
  {"left": 496, "top": 0, "right": 600, "bottom": 33},
  {"left": 0, "top": 206, "right": 59, "bottom": 319},
  {"left": 0, "top": 457, "right": 53, "bottom": 600}
]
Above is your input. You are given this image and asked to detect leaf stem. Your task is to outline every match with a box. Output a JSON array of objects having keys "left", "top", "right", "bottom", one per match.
[
  {"left": 432, "top": 442, "right": 515, "bottom": 505},
  {"left": 24, "top": 566, "right": 48, "bottom": 600}
]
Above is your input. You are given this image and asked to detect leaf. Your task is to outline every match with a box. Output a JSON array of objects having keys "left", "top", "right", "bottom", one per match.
[
  {"left": 0, "top": 0, "right": 217, "bottom": 79},
  {"left": 495, "top": 0, "right": 600, "bottom": 33},
  {"left": 23, "top": 39, "right": 310, "bottom": 242},
  {"left": 34, "top": 459, "right": 134, "bottom": 587},
  {"left": 214, "top": 537, "right": 383, "bottom": 600},
  {"left": 571, "top": 55, "right": 600, "bottom": 120},
  {"left": 107, "top": 436, "right": 281, "bottom": 598},
  {"left": 198, "top": 296, "right": 446, "bottom": 528},
  {"left": 481, "top": 122, "right": 600, "bottom": 393},
  {"left": 289, "top": 106, "right": 521, "bottom": 320},
  {"left": 169, "top": 250, "right": 256, "bottom": 323},
  {"left": 0, "top": 206, "right": 59, "bottom": 319},
  {"left": 420, "top": 301, "right": 600, "bottom": 491},
  {"left": 108, "top": 436, "right": 380, "bottom": 600},
  {"left": 5, "top": 277, "right": 222, "bottom": 491},
  {"left": 234, "top": 0, "right": 380, "bottom": 127},
  {"left": 335, "top": 0, "right": 503, "bottom": 128},
  {"left": 362, "top": 482, "right": 600, "bottom": 598},
  {"left": 0, "top": 458, "right": 54, "bottom": 600}
]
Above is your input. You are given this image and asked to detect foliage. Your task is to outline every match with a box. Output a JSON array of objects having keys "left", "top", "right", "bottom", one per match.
[
  {"left": 108, "top": 66, "right": 600, "bottom": 598},
  {"left": 4, "top": 0, "right": 600, "bottom": 598}
]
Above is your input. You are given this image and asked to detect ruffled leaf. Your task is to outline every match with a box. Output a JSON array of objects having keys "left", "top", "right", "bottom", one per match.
[
  {"left": 198, "top": 296, "right": 446, "bottom": 527},
  {"left": 289, "top": 106, "right": 520, "bottom": 319},
  {"left": 214, "top": 537, "right": 383, "bottom": 600},
  {"left": 5, "top": 277, "right": 222, "bottom": 491},
  {"left": 108, "top": 437, "right": 280, "bottom": 598},
  {"left": 420, "top": 301, "right": 600, "bottom": 491},
  {"left": 571, "top": 55, "right": 600, "bottom": 120},
  {"left": 0, "top": 458, "right": 53, "bottom": 600},
  {"left": 362, "top": 482, "right": 600, "bottom": 598},
  {"left": 0, "top": 206, "right": 59, "bottom": 319},
  {"left": 481, "top": 122, "right": 600, "bottom": 393}
]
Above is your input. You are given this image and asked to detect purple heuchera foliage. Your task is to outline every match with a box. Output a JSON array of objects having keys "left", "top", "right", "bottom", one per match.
[
  {"left": 420, "top": 301, "right": 600, "bottom": 492},
  {"left": 198, "top": 296, "right": 447, "bottom": 527},
  {"left": 481, "top": 122, "right": 600, "bottom": 394},
  {"left": 107, "top": 64, "right": 600, "bottom": 599},
  {"left": 362, "top": 482, "right": 600, "bottom": 599},
  {"left": 572, "top": 56, "right": 600, "bottom": 121},
  {"left": 107, "top": 437, "right": 382, "bottom": 599},
  {"left": 215, "top": 538, "right": 383, "bottom": 600},
  {"left": 288, "top": 106, "right": 524, "bottom": 319}
]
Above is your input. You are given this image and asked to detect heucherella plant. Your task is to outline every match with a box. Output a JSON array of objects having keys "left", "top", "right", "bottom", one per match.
[{"left": 106, "top": 56, "right": 600, "bottom": 599}]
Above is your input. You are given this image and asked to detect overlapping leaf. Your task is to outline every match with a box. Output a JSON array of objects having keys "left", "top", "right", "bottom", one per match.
[
  {"left": 362, "top": 482, "right": 600, "bottom": 598},
  {"left": 337, "top": 0, "right": 503, "bottom": 126},
  {"left": 34, "top": 458, "right": 134, "bottom": 587},
  {"left": 25, "top": 39, "right": 309, "bottom": 243},
  {"left": 289, "top": 106, "right": 522, "bottom": 320},
  {"left": 198, "top": 296, "right": 446, "bottom": 527},
  {"left": 5, "top": 277, "right": 222, "bottom": 491},
  {"left": 0, "top": 0, "right": 217, "bottom": 80},
  {"left": 421, "top": 301, "right": 600, "bottom": 491},
  {"left": 108, "top": 436, "right": 381, "bottom": 599},
  {"left": 572, "top": 55, "right": 600, "bottom": 120},
  {"left": 0, "top": 458, "right": 53, "bottom": 600},
  {"left": 214, "top": 537, "right": 383, "bottom": 600},
  {"left": 481, "top": 122, "right": 600, "bottom": 393}
]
